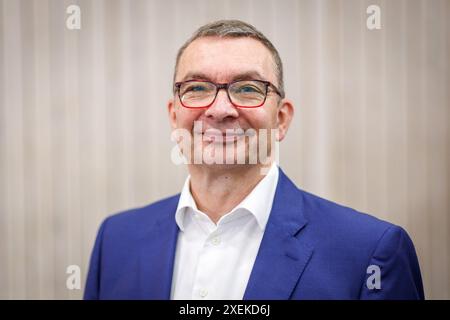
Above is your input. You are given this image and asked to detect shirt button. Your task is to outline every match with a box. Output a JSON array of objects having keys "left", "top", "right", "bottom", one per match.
[
  {"left": 211, "top": 236, "right": 221, "bottom": 246},
  {"left": 199, "top": 289, "right": 208, "bottom": 298}
]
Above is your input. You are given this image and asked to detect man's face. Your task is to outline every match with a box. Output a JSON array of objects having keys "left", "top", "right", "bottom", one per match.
[{"left": 168, "top": 36, "right": 292, "bottom": 167}]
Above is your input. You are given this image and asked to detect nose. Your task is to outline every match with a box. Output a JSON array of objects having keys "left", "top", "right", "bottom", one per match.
[{"left": 204, "top": 88, "right": 239, "bottom": 122}]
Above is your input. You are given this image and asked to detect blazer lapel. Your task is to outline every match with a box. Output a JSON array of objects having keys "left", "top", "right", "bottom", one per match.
[
  {"left": 138, "top": 196, "right": 180, "bottom": 299},
  {"left": 244, "top": 169, "right": 314, "bottom": 300}
]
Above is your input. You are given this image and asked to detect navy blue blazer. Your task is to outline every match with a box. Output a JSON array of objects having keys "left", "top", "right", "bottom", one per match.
[{"left": 84, "top": 168, "right": 424, "bottom": 299}]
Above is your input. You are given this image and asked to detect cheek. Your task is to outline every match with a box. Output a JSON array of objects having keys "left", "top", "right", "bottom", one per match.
[
  {"left": 240, "top": 108, "right": 276, "bottom": 129},
  {"left": 176, "top": 108, "right": 203, "bottom": 129}
]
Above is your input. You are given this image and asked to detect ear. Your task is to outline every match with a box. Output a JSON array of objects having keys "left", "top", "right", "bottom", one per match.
[
  {"left": 276, "top": 98, "right": 294, "bottom": 141},
  {"left": 167, "top": 98, "right": 177, "bottom": 130}
]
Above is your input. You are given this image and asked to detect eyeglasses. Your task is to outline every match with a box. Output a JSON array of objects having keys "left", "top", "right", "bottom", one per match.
[{"left": 174, "top": 79, "right": 282, "bottom": 109}]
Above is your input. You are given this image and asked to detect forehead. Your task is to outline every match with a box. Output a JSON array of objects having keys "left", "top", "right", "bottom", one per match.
[{"left": 176, "top": 36, "right": 276, "bottom": 83}]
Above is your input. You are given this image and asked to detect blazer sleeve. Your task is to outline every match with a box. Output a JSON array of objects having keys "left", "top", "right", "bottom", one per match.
[
  {"left": 83, "top": 218, "right": 108, "bottom": 300},
  {"left": 359, "top": 225, "right": 425, "bottom": 299}
]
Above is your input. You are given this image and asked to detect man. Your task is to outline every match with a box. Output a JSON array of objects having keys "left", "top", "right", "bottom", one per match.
[{"left": 84, "top": 20, "right": 424, "bottom": 300}]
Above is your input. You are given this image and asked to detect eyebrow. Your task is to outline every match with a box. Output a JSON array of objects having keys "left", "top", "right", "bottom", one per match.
[{"left": 179, "top": 71, "right": 266, "bottom": 83}]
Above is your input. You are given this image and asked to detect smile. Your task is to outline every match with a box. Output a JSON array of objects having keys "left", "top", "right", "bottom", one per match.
[{"left": 202, "top": 131, "right": 245, "bottom": 143}]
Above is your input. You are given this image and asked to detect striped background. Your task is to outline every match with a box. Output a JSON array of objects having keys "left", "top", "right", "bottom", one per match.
[{"left": 0, "top": 0, "right": 449, "bottom": 299}]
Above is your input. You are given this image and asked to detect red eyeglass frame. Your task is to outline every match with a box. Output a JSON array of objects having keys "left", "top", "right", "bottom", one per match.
[{"left": 173, "top": 79, "right": 282, "bottom": 109}]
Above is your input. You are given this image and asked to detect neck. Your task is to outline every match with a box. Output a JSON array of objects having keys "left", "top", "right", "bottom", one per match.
[{"left": 188, "top": 163, "right": 273, "bottom": 224}]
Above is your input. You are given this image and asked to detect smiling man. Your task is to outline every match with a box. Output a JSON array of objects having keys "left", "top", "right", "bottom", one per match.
[{"left": 84, "top": 20, "right": 424, "bottom": 300}]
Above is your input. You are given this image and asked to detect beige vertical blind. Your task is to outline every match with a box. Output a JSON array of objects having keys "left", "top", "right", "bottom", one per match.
[{"left": 0, "top": 0, "right": 449, "bottom": 299}]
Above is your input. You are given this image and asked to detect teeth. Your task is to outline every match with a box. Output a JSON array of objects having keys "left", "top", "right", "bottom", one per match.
[{"left": 201, "top": 132, "right": 245, "bottom": 143}]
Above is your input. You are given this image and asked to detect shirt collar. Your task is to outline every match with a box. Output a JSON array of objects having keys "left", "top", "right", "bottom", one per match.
[{"left": 175, "top": 163, "right": 279, "bottom": 232}]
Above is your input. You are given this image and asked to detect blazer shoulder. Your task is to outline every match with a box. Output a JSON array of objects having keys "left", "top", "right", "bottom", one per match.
[
  {"left": 277, "top": 169, "right": 397, "bottom": 243},
  {"left": 299, "top": 189, "right": 397, "bottom": 245},
  {"left": 102, "top": 193, "right": 180, "bottom": 236}
]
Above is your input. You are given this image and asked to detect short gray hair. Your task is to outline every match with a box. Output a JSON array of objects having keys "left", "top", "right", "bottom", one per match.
[{"left": 173, "top": 19, "right": 285, "bottom": 98}]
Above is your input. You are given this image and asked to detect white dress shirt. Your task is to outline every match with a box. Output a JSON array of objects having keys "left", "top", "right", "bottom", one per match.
[{"left": 170, "top": 163, "right": 279, "bottom": 300}]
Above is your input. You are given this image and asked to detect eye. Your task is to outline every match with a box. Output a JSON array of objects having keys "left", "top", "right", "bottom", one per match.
[
  {"left": 186, "top": 85, "right": 207, "bottom": 92},
  {"left": 236, "top": 85, "right": 261, "bottom": 94},
  {"left": 241, "top": 86, "right": 257, "bottom": 92}
]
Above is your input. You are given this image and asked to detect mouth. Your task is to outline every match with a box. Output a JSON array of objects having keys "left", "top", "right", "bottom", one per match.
[{"left": 202, "top": 131, "right": 246, "bottom": 143}]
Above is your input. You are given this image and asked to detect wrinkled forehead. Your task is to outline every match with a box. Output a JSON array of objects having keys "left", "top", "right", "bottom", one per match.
[{"left": 176, "top": 36, "right": 277, "bottom": 85}]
